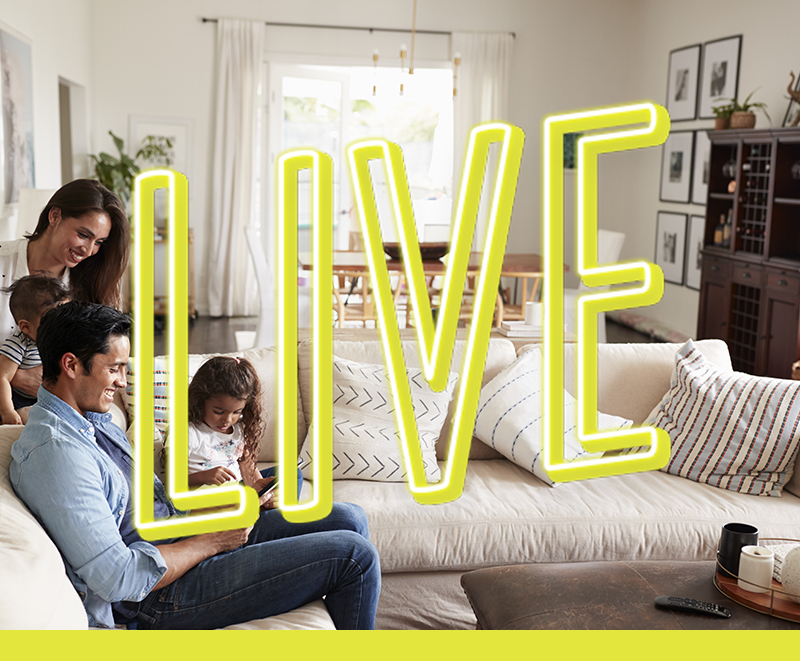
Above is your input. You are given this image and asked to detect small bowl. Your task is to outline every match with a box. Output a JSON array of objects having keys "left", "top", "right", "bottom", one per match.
[{"left": 384, "top": 242, "right": 449, "bottom": 262}]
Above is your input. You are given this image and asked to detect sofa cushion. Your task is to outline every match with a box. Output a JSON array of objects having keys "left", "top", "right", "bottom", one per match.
[
  {"left": 473, "top": 347, "right": 631, "bottom": 486},
  {"left": 222, "top": 599, "right": 335, "bottom": 630},
  {"left": 786, "top": 462, "right": 800, "bottom": 499},
  {"left": 332, "top": 459, "right": 800, "bottom": 574},
  {"left": 0, "top": 426, "right": 88, "bottom": 629},
  {"left": 298, "top": 354, "right": 457, "bottom": 482},
  {"left": 124, "top": 347, "right": 306, "bottom": 463},
  {"left": 652, "top": 340, "right": 800, "bottom": 497},
  {"left": 298, "top": 338, "right": 517, "bottom": 461}
]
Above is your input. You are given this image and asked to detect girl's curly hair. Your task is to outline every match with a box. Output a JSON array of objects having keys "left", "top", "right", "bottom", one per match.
[{"left": 187, "top": 356, "right": 264, "bottom": 467}]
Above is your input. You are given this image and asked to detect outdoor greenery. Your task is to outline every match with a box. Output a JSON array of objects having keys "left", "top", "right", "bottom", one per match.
[{"left": 284, "top": 97, "right": 340, "bottom": 123}]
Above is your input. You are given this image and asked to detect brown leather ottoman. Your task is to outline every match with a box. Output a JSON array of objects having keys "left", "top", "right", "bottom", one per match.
[{"left": 460, "top": 561, "right": 800, "bottom": 629}]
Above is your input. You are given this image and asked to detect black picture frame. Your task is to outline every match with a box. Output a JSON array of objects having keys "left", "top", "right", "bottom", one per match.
[
  {"left": 655, "top": 212, "right": 688, "bottom": 286},
  {"left": 685, "top": 215, "right": 705, "bottom": 290},
  {"left": 698, "top": 35, "right": 742, "bottom": 119},
  {"left": 691, "top": 130, "right": 711, "bottom": 205},
  {"left": 783, "top": 73, "right": 800, "bottom": 127},
  {"left": 660, "top": 131, "right": 695, "bottom": 204},
  {"left": 666, "top": 44, "right": 701, "bottom": 121}
]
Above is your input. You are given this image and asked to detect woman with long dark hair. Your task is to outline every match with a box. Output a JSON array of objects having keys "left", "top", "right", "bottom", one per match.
[{"left": 0, "top": 179, "right": 130, "bottom": 396}]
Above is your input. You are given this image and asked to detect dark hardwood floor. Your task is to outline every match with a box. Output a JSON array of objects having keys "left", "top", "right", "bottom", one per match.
[
  {"left": 605, "top": 318, "right": 659, "bottom": 344},
  {"left": 153, "top": 316, "right": 258, "bottom": 356}
]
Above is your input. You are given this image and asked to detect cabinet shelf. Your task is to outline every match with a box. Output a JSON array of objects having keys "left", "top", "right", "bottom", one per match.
[{"left": 697, "top": 127, "right": 800, "bottom": 379}]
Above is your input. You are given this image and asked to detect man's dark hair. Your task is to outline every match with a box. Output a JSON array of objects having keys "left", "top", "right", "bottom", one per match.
[
  {"left": 37, "top": 301, "right": 131, "bottom": 384},
  {"left": 5, "top": 275, "right": 69, "bottom": 325}
]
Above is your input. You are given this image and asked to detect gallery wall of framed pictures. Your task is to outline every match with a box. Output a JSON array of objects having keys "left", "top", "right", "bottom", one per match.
[
  {"left": 666, "top": 35, "right": 742, "bottom": 123},
  {"left": 658, "top": 35, "right": 741, "bottom": 291}
]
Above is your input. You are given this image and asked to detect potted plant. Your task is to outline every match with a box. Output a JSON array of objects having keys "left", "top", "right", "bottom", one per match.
[
  {"left": 728, "top": 88, "right": 771, "bottom": 129},
  {"left": 89, "top": 130, "right": 173, "bottom": 211},
  {"left": 711, "top": 101, "right": 735, "bottom": 130}
]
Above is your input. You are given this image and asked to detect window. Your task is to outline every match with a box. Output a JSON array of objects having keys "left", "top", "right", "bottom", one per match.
[{"left": 262, "top": 63, "right": 454, "bottom": 253}]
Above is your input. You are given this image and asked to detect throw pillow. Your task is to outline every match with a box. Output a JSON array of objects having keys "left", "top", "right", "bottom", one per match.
[
  {"left": 650, "top": 340, "right": 800, "bottom": 497},
  {"left": 298, "top": 355, "right": 458, "bottom": 482},
  {"left": 124, "top": 354, "right": 207, "bottom": 425},
  {"left": 473, "top": 347, "right": 632, "bottom": 486}
]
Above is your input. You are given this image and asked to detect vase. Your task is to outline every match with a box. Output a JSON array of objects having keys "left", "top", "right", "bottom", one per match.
[
  {"left": 730, "top": 111, "right": 756, "bottom": 129},
  {"left": 714, "top": 117, "right": 730, "bottom": 130}
]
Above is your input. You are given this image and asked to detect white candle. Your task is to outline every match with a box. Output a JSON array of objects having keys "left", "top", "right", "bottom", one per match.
[
  {"left": 525, "top": 301, "right": 542, "bottom": 327},
  {"left": 738, "top": 545, "right": 774, "bottom": 594}
]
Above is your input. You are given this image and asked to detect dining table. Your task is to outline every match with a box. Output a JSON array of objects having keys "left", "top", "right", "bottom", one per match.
[{"left": 298, "top": 251, "right": 547, "bottom": 327}]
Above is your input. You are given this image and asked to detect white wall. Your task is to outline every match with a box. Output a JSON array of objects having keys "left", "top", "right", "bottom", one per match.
[
  {"left": 625, "top": 0, "right": 800, "bottom": 337},
  {"left": 0, "top": 0, "right": 93, "bottom": 189}
]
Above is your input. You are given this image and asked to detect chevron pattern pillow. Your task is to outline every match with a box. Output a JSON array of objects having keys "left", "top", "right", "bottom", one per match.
[
  {"left": 299, "top": 355, "right": 458, "bottom": 482},
  {"left": 473, "top": 347, "right": 632, "bottom": 486},
  {"left": 652, "top": 340, "right": 800, "bottom": 496}
]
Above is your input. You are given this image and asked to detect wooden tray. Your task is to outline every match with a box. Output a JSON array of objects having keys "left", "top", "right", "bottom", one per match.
[{"left": 713, "top": 538, "right": 800, "bottom": 623}]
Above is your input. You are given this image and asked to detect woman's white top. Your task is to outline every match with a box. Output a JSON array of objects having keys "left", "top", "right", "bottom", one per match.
[
  {"left": 0, "top": 238, "right": 70, "bottom": 341},
  {"left": 186, "top": 421, "right": 245, "bottom": 481}
]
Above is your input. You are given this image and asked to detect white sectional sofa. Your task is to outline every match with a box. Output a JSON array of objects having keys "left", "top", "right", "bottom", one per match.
[{"left": 3, "top": 336, "right": 800, "bottom": 629}]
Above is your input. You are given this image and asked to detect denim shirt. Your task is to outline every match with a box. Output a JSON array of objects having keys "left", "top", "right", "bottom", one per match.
[{"left": 9, "top": 387, "right": 170, "bottom": 629}]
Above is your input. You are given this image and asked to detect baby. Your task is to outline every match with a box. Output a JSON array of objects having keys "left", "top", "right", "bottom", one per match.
[{"left": 0, "top": 275, "right": 69, "bottom": 424}]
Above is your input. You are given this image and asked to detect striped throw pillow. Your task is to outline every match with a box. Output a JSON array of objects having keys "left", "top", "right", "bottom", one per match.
[
  {"left": 473, "top": 347, "right": 632, "bottom": 487},
  {"left": 653, "top": 340, "right": 800, "bottom": 496}
]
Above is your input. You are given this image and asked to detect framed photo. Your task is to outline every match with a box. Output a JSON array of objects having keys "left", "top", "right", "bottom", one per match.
[
  {"left": 783, "top": 73, "right": 800, "bottom": 127},
  {"left": 691, "top": 130, "right": 711, "bottom": 205},
  {"left": 698, "top": 35, "right": 742, "bottom": 119},
  {"left": 666, "top": 44, "right": 701, "bottom": 121},
  {"left": 685, "top": 215, "right": 705, "bottom": 290},
  {"left": 129, "top": 114, "right": 194, "bottom": 183},
  {"left": 655, "top": 212, "right": 688, "bottom": 286},
  {"left": 660, "top": 131, "right": 695, "bottom": 203}
]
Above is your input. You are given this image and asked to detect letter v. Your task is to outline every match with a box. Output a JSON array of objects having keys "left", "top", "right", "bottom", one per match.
[{"left": 346, "top": 123, "right": 524, "bottom": 505}]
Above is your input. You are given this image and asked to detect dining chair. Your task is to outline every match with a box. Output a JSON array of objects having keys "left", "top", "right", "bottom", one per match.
[
  {"left": 332, "top": 271, "right": 376, "bottom": 328},
  {"left": 563, "top": 229, "right": 625, "bottom": 344}
]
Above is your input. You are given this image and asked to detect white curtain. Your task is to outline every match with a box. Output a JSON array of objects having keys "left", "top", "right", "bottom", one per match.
[
  {"left": 208, "top": 19, "right": 264, "bottom": 317},
  {"left": 452, "top": 32, "right": 514, "bottom": 248}
]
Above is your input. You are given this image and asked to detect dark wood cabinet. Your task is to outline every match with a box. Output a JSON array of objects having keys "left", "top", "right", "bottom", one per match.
[{"left": 697, "top": 127, "right": 800, "bottom": 378}]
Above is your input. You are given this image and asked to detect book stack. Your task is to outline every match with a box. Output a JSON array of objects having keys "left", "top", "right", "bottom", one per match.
[{"left": 496, "top": 321, "right": 543, "bottom": 338}]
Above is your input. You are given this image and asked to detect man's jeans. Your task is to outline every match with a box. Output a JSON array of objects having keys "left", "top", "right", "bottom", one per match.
[{"left": 135, "top": 502, "right": 380, "bottom": 630}]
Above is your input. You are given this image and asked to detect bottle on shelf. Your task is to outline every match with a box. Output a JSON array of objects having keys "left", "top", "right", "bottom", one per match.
[
  {"left": 722, "top": 209, "right": 732, "bottom": 248},
  {"left": 714, "top": 214, "right": 725, "bottom": 246}
]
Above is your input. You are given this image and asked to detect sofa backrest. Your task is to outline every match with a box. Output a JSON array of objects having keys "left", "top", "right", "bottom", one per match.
[
  {"left": 0, "top": 426, "right": 88, "bottom": 628},
  {"left": 555, "top": 339, "right": 732, "bottom": 425},
  {"left": 131, "top": 338, "right": 734, "bottom": 463}
]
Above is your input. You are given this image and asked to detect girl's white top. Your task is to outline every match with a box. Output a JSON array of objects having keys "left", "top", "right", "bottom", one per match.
[{"left": 187, "top": 421, "right": 245, "bottom": 481}]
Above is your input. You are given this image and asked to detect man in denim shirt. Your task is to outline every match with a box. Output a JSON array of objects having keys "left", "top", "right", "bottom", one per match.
[{"left": 10, "top": 302, "right": 380, "bottom": 629}]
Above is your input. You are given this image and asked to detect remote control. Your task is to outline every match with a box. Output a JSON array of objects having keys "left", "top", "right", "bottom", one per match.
[{"left": 654, "top": 596, "right": 731, "bottom": 618}]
